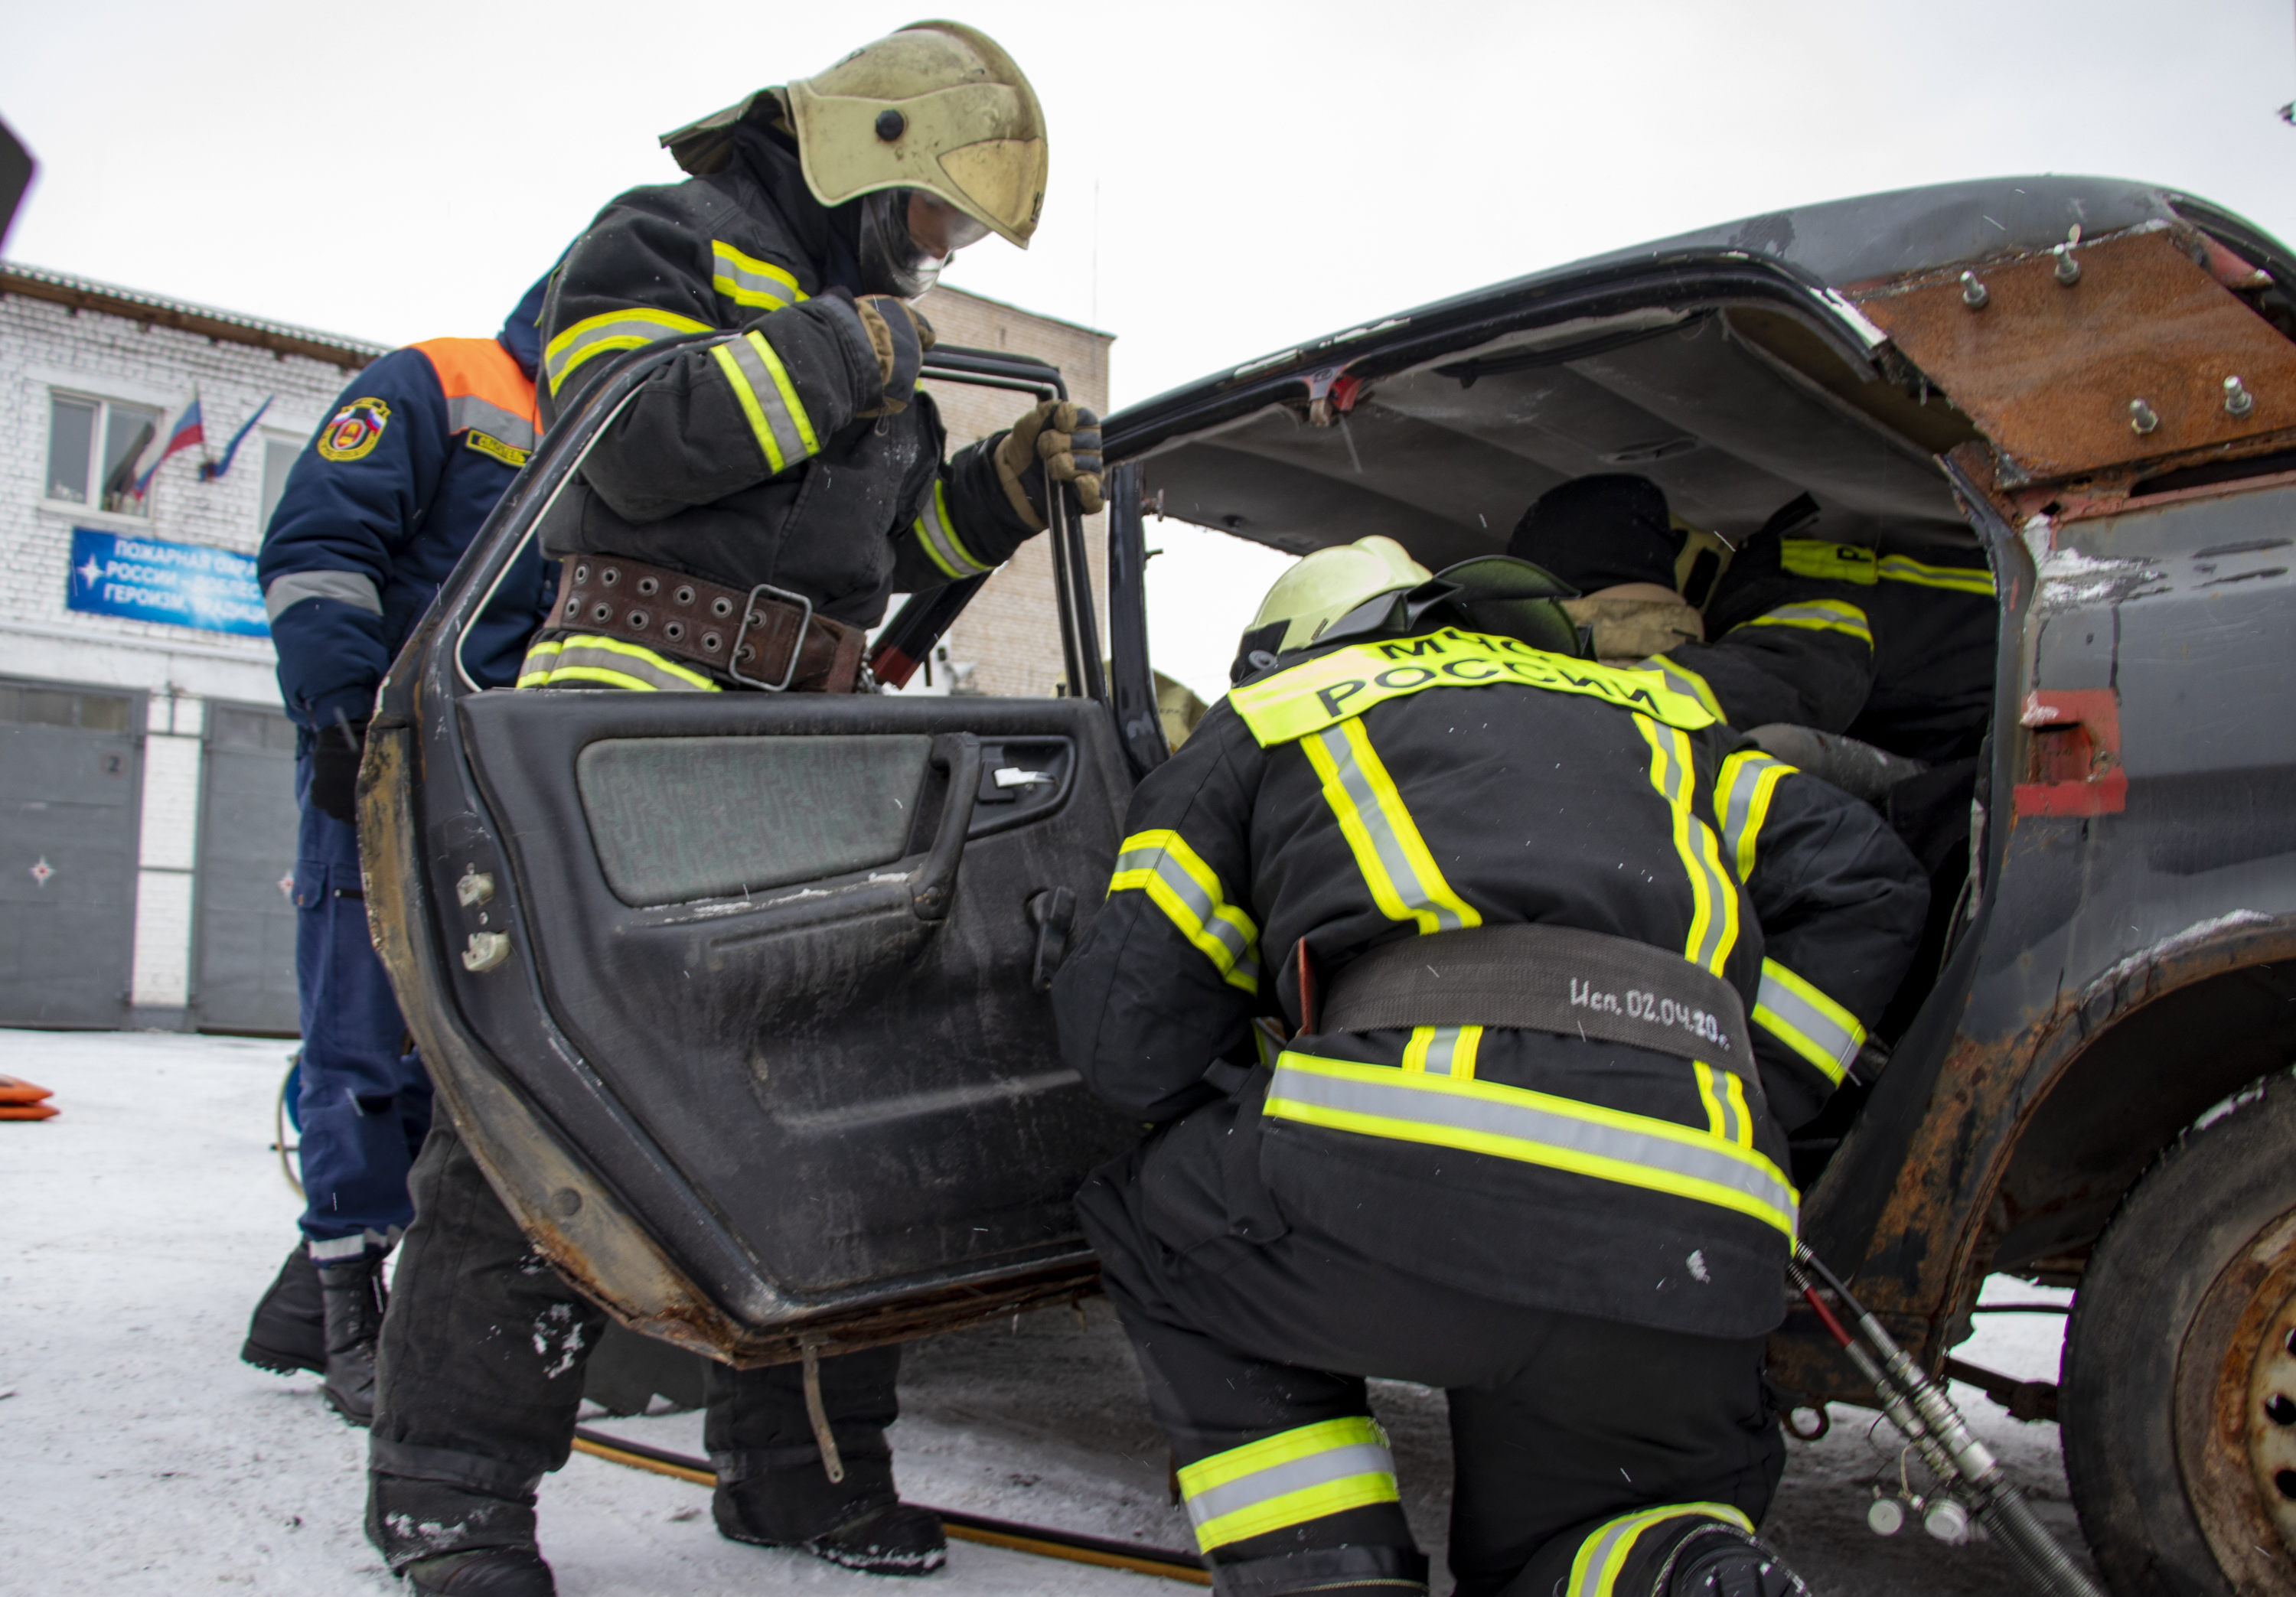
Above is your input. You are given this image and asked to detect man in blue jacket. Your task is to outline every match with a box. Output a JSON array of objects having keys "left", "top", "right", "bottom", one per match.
[{"left": 240, "top": 273, "right": 556, "bottom": 1426}]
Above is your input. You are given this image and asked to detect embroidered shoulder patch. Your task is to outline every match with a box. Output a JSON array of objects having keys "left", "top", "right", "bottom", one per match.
[
  {"left": 317, "top": 398, "right": 390, "bottom": 461},
  {"left": 465, "top": 429, "right": 529, "bottom": 468}
]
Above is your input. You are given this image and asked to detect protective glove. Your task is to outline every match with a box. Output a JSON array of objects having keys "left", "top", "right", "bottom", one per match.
[
  {"left": 307, "top": 715, "right": 368, "bottom": 826},
  {"left": 993, "top": 401, "right": 1104, "bottom": 530},
  {"left": 853, "top": 297, "right": 934, "bottom": 417}
]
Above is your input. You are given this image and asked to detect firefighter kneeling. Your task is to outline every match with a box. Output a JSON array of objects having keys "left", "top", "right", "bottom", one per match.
[{"left": 1052, "top": 537, "right": 1929, "bottom": 1597}]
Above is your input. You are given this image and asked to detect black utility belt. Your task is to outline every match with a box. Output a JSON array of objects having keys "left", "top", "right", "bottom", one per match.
[{"left": 1322, "top": 924, "right": 1753, "bottom": 1073}]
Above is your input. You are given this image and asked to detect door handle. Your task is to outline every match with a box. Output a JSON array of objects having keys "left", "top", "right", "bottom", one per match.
[
  {"left": 1026, "top": 886, "right": 1077, "bottom": 992},
  {"left": 912, "top": 733, "right": 981, "bottom": 922}
]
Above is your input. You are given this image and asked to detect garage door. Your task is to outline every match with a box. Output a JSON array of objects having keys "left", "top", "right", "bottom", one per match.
[
  {"left": 195, "top": 703, "right": 302, "bottom": 1035},
  {"left": 0, "top": 680, "right": 142, "bottom": 1028}
]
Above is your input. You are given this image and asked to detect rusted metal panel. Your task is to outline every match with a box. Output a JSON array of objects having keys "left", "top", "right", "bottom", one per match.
[
  {"left": 1851, "top": 227, "right": 2296, "bottom": 483},
  {"left": 2014, "top": 689, "right": 2125, "bottom": 817}
]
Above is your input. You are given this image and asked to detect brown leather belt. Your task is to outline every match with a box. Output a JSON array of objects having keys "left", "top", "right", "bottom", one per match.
[{"left": 549, "top": 556, "right": 865, "bottom": 693}]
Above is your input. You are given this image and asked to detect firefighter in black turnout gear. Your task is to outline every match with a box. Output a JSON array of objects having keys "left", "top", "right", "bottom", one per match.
[
  {"left": 368, "top": 25, "right": 1098, "bottom": 1596},
  {"left": 1053, "top": 537, "right": 1929, "bottom": 1597}
]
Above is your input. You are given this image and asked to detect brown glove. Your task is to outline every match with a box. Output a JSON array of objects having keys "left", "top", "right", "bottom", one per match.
[
  {"left": 993, "top": 401, "right": 1104, "bottom": 530},
  {"left": 853, "top": 297, "right": 935, "bottom": 417}
]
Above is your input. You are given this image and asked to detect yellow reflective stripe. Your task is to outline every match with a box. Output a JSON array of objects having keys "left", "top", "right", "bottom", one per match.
[
  {"left": 1878, "top": 552, "right": 1996, "bottom": 595},
  {"left": 1230, "top": 627, "right": 1716, "bottom": 748},
  {"left": 515, "top": 634, "right": 719, "bottom": 693},
  {"left": 1402, "top": 1025, "right": 1482, "bottom": 1078},
  {"left": 709, "top": 341, "right": 784, "bottom": 473},
  {"left": 1779, "top": 539, "right": 1880, "bottom": 585},
  {"left": 912, "top": 479, "right": 991, "bottom": 579},
  {"left": 1177, "top": 1417, "right": 1398, "bottom": 1553},
  {"left": 1724, "top": 1072, "right": 1755, "bottom": 1149},
  {"left": 1753, "top": 958, "right": 1863, "bottom": 1085},
  {"left": 708, "top": 240, "right": 806, "bottom": 311},
  {"left": 1268, "top": 1052, "right": 1799, "bottom": 1239},
  {"left": 1693, "top": 1061, "right": 1729, "bottom": 1142},
  {"left": 1736, "top": 598, "right": 1872, "bottom": 647},
  {"left": 1302, "top": 719, "right": 1480, "bottom": 936},
  {"left": 1640, "top": 655, "right": 1727, "bottom": 723},
  {"left": 1108, "top": 828, "right": 1261, "bottom": 994},
  {"left": 745, "top": 329, "right": 819, "bottom": 455},
  {"left": 1636, "top": 717, "right": 1738, "bottom": 975},
  {"left": 1715, "top": 749, "right": 1795, "bottom": 882},
  {"left": 1693, "top": 1064, "right": 1755, "bottom": 1149},
  {"left": 1567, "top": 1503, "right": 1756, "bottom": 1597},
  {"left": 542, "top": 306, "right": 714, "bottom": 394}
]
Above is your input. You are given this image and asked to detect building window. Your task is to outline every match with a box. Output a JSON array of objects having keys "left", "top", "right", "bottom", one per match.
[
  {"left": 46, "top": 393, "right": 163, "bottom": 516},
  {"left": 258, "top": 437, "right": 301, "bottom": 533},
  {"left": 0, "top": 681, "right": 133, "bottom": 732}
]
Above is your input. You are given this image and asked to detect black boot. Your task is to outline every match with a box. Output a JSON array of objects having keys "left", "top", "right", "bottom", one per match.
[
  {"left": 240, "top": 1243, "right": 325, "bottom": 1376},
  {"left": 715, "top": 1485, "right": 947, "bottom": 1577},
  {"left": 405, "top": 1549, "right": 556, "bottom": 1596},
  {"left": 316, "top": 1256, "right": 387, "bottom": 1426}
]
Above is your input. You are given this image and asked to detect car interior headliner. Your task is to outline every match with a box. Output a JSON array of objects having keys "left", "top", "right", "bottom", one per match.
[{"left": 1132, "top": 305, "right": 1977, "bottom": 571}]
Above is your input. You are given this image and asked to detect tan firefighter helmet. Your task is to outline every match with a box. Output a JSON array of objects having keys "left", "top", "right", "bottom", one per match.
[{"left": 660, "top": 22, "right": 1048, "bottom": 249}]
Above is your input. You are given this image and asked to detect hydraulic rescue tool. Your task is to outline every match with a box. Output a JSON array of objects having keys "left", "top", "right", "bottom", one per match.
[{"left": 1789, "top": 1246, "right": 2105, "bottom": 1597}]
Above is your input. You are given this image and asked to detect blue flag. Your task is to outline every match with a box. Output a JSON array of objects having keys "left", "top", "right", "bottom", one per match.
[{"left": 200, "top": 395, "right": 275, "bottom": 482}]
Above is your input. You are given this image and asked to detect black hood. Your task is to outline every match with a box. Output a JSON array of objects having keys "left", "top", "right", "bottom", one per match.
[
  {"left": 732, "top": 122, "right": 864, "bottom": 295},
  {"left": 496, "top": 267, "right": 556, "bottom": 380},
  {"left": 1509, "top": 474, "right": 1682, "bottom": 593}
]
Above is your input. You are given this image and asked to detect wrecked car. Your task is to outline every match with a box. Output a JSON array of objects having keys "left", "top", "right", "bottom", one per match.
[{"left": 366, "top": 175, "right": 2296, "bottom": 1594}]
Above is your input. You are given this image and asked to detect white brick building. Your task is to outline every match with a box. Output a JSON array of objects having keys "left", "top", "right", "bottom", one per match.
[{"left": 0, "top": 265, "right": 1112, "bottom": 1035}]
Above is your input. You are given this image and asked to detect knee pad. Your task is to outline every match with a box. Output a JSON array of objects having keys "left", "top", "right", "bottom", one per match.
[{"left": 1658, "top": 1522, "right": 1808, "bottom": 1597}]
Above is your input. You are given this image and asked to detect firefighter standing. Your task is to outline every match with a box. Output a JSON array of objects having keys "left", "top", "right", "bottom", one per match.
[
  {"left": 241, "top": 277, "right": 555, "bottom": 1424},
  {"left": 1053, "top": 537, "right": 1929, "bottom": 1597},
  {"left": 366, "top": 25, "right": 1097, "bottom": 1595}
]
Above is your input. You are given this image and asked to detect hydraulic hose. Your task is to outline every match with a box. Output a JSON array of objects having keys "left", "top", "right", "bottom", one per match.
[{"left": 1792, "top": 1247, "right": 2105, "bottom": 1597}]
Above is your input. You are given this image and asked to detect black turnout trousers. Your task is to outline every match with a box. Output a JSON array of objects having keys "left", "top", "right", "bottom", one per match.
[
  {"left": 1078, "top": 1114, "right": 1785, "bottom": 1597},
  {"left": 367, "top": 1121, "right": 904, "bottom": 1569}
]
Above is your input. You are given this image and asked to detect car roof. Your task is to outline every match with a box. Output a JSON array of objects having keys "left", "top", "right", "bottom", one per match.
[{"left": 1108, "top": 176, "right": 2294, "bottom": 564}]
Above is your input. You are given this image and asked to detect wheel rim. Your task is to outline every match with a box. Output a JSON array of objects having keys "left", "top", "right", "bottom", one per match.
[
  {"left": 2177, "top": 1204, "right": 2296, "bottom": 1592},
  {"left": 2247, "top": 1286, "right": 2296, "bottom": 1553}
]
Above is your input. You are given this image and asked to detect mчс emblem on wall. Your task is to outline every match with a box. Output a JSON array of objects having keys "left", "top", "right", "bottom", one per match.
[{"left": 316, "top": 396, "right": 390, "bottom": 461}]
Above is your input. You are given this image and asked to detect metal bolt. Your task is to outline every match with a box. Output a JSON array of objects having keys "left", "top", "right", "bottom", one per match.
[
  {"left": 1960, "top": 271, "right": 1989, "bottom": 309},
  {"left": 455, "top": 869, "right": 494, "bottom": 908},
  {"left": 2129, "top": 399, "right": 2161, "bottom": 435},
  {"left": 2226, "top": 376, "right": 2256, "bottom": 419},
  {"left": 2053, "top": 245, "right": 2081, "bottom": 285}
]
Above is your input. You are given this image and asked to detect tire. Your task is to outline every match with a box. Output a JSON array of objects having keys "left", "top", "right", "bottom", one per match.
[{"left": 2063, "top": 1068, "right": 2296, "bottom": 1597}]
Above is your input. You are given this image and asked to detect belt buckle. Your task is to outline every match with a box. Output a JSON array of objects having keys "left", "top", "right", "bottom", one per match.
[{"left": 729, "top": 583, "right": 813, "bottom": 692}]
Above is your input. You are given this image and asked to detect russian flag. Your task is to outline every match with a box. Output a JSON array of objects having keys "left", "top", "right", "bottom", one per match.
[{"left": 131, "top": 389, "right": 205, "bottom": 500}]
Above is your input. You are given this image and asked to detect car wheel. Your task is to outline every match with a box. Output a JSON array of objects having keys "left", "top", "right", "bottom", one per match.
[{"left": 2063, "top": 1068, "right": 2296, "bottom": 1596}]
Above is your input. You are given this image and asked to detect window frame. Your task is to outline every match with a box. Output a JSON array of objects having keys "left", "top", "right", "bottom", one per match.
[
  {"left": 41, "top": 385, "right": 171, "bottom": 521},
  {"left": 256, "top": 432, "right": 305, "bottom": 535}
]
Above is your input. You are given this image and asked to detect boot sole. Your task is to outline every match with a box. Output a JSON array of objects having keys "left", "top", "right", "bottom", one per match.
[
  {"left": 241, "top": 1341, "right": 324, "bottom": 1377},
  {"left": 717, "top": 1523, "right": 946, "bottom": 1577},
  {"left": 321, "top": 1387, "right": 374, "bottom": 1428}
]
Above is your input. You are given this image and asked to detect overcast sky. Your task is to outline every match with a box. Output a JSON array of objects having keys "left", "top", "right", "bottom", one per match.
[{"left": 6, "top": 0, "right": 2294, "bottom": 696}]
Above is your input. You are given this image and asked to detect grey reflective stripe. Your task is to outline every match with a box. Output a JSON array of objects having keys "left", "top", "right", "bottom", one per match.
[
  {"left": 1716, "top": 752, "right": 1791, "bottom": 878},
  {"left": 1567, "top": 1506, "right": 1753, "bottom": 1597},
  {"left": 722, "top": 331, "right": 813, "bottom": 471},
  {"left": 709, "top": 242, "right": 803, "bottom": 310},
  {"left": 263, "top": 569, "right": 382, "bottom": 621},
  {"left": 1742, "top": 601, "right": 1873, "bottom": 645},
  {"left": 1268, "top": 1059, "right": 1799, "bottom": 1236},
  {"left": 444, "top": 394, "right": 536, "bottom": 449},
  {"left": 1182, "top": 1442, "right": 1397, "bottom": 1536},
  {"left": 1420, "top": 1025, "right": 1471, "bottom": 1077},
  {"left": 519, "top": 640, "right": 716, "bottom": 693},
  {"left": 914, "top": 481, "right": 990, "bottom": 578},
  {"left": 305, "top": 1234, "right": 371, "bottom": 1262},
  {"left": 1701, "top": 1064, "right": 1749, "bottom": 1145},
  {"left": 1110, "top": 837, "right": 1261, "bottom": 989},
  {"left": 1753, "top": 961, "right": 1861, "bottom": 1081},
  {"left": 1643, "top": 724, "right": 1736, "bottom": 974},
  {"left": 1308, "top": 725, "right": 1474, "bottom": 932},
  {"left": 543, "top": 315, "right": 698, "bottom": 389}
]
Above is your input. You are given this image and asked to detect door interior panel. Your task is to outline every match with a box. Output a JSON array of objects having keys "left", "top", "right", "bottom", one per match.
[{"left": 458, "top": 688, "right": 1139, "bottom": 1302}]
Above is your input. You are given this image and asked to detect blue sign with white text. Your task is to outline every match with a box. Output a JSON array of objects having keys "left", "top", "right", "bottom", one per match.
[{"left": 67, "top": 527, "right": 269, "bottom": 637}]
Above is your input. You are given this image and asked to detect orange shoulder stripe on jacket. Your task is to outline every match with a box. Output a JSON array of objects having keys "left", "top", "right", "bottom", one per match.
[{"left": 409, "top": 337, "right": 540, "bottom": 427}]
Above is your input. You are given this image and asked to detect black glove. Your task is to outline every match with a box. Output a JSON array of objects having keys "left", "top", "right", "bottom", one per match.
[
  {"left": 308, "top": 717, "right": 368, "bottom": 826},
  {"left": 993, "top": 401, "right": 1104, "bottom": 530}
]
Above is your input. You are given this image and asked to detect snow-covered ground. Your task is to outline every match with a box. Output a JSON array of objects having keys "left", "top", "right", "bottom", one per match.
[{"left": 0, "top": 1030, "right": 2093, "bottom": 1594}]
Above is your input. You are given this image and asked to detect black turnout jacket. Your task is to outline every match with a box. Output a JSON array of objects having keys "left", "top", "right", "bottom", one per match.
[
  {"left": 1053, "top": 624, "right": 1927, "bottom": 1337},
  {"left": 534, "top": 124, "right": 1032, "bottom": 627}
]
